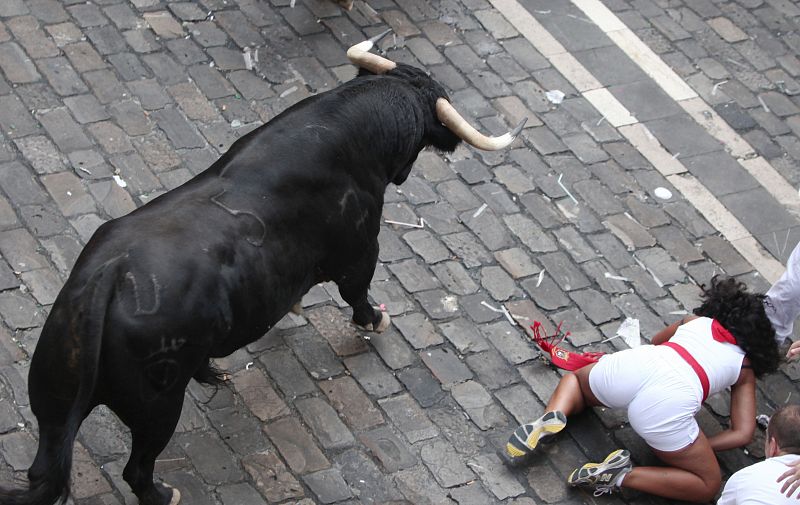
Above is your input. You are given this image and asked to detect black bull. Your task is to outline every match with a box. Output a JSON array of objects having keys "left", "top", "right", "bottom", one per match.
[{"left": 0, "top": 59, "right": 521, "bottom": 505}]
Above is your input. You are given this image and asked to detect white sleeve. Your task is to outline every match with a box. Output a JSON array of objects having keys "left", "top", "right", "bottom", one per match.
[{"left": 717, "top": 473, "right": 743, "bottom": 505}]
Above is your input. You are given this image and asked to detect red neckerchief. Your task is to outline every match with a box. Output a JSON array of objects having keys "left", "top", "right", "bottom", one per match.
[{"left": 711, "top": 319, "right": 737, "bottom": 345}]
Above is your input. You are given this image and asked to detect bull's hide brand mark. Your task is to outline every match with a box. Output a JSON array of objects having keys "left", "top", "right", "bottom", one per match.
[{"left": 0, "top": 32, "right": 525, "bottom": 505}]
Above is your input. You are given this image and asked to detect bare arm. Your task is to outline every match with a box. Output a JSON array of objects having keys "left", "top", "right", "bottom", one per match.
[
  {"left": 787, "top": 340, "right": 800, "bottom": 361},
  {"left": 708, "top": 367, "right": 756, "bottom": 451}
]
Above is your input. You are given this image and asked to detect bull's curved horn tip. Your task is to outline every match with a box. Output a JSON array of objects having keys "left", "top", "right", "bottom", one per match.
[
  {"left": 510, "top": 117, "right": 527, "bottom": 138},
  {"left": 351, "top": 29, "right": 393, "bottom": 53},
  {"left": 369, "top": 28, "right": 393, "bottom": 45}
]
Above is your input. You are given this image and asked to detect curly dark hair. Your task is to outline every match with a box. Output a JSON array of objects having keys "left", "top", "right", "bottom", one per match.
[{"left": 693, "top": 276, "right": 779, "bottom": 377}]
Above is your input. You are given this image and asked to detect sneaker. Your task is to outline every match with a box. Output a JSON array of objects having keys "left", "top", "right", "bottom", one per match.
[
  {"left": 568, "top": 449, "right": 632, "bottom": 496},
  {"left": 505, "top": 411, "right": 567, "bottom": 459}
]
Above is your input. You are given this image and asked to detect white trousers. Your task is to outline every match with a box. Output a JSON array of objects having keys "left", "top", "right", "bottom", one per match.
[{"left": 765, "top": 240, "right": 800, "bottom": 343}]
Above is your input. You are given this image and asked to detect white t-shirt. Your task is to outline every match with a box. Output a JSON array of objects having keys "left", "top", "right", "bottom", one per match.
[{"left": 718, "top": 454, "right": 800, "bottom": 505}]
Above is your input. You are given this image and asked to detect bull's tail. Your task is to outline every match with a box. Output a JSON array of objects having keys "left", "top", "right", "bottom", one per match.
[{"left": 0, "top": 256, "right": 122, "bottom": 505}]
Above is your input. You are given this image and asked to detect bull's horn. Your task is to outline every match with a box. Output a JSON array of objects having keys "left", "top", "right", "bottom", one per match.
[
  {"left": 436, "top": 98, "right": 527, "bottom": 151},
  {"left": 347, "top": 29, "right": 396, "bottom": 74}
]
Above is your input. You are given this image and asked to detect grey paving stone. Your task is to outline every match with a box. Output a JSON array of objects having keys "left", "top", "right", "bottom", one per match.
[
  {"left": 493, "top": 165, "right": 535, "bottom": 196},
  {"left": 344, "top": 352, "right": 403, "bottom": 398},
  {"left": 603, "top": 213, "right": 657, "bottom": 250},
  {"left": 334, "top": 449, "right": 405, "bottom": 503},
  {"left": 452, "top": 158, "right": 491, "bottom": 184},
  {"left": 368, "top": 327, "right": 416, "bottom": 371},
  {"left": 537, "top": 251, "right": 591, "bottom": 292},
  {"left": 206, "top": 406, "right": 269, "bottom": 456},
  {"left": 394, "top": 312, "right": 444, "bottom": 349},
  {"left": 417, "top": 202, "right": 465, "bottom": 235},
  {"left": 623, "top": 196, "right": 670, "bottom": 230},
  {"left": 307, "top": 306, "right": 367, "bottom": 356},
  {"left": 420, "top": 347, "right": 473, "bottom": 387},
  {"left": 503, "top": 214, "right": 558, "bottom": 254},
  {"left": 651, "top": 225, "right": 704, "bottom": 266},
  {"left": 0, "top": 227, "right": 48, "bottom": 274},
  {"left": 457, "top": 293, "right": 503, "bottom": 324},
  {"left": 664, "top": 200, "right": 717, "bottom": 238},
  {"left": 619, "top": 264, "right": 667, "bottom": 300},
  {"left": 723, "top": 187, "right": 799, "bottom": 237},
  {"left": 609, "top": 79, "right": 685, "bottom": 122},
  {"left": 495, "top": 384, "right": 545, "bottom": 426},
  {"left": 450, "top": 380, "right": 508, "bottom": 430},
  {"left": 420, "top": 439, "right": 475, "bottom": 488},
  {"left": 265, "top": 417, "right": 329, "bottom": 475},
  {"left": 369, "top": 278, "right": 414, "bottom": 316},
  {"left": 441, "top": 232, "right": 492, "bottom": 268},
  {"left": 438, "top": 317, "right": 490, "bottom": 354},
  {"left": 389, "top": 259, "right": 441, "bottom": 293},
  {"left": 645, "top": 114, "right": 724, "bottom": 157},
  {"left": 481, "top": 321, "right": 537, "bottom": 365},
  {"left": 697, "top": 236, "right": 752, "bottom": 278},
  {"left": 378, "top": 226, "right": 414, "bottom": 262},
  {"left": 320, "top": 376, "right": 384, "bottom": 431},
  {"left": 444, "top": 45, "right": 486, "bottom": 74},
  {"left": 241, "top": 450, "right": 304, "bottom": 502},
  {"left": 523, "top": 126, "right": 569, "bottom": 156},
  {"left": 358, "top": 426, "right": 416, "bottom": 474},
  {"left": 569, "top": 288, "right": 621, "bottom": 325},
  {"left": 551, "top": 307, "right": 603, "bottom": 347},
  {"left": 494, "top": 248, "right": 540, "bottom": 280},
  {"left": 179, "top": 431, "right": 243, "bottom": 485},
  {"left": 0, "top": 161, "right": 49, "bottom": 207},
  {"left": 302, "top": 468, "right": 352, "bottom": 504},
  {"left": 0, "top": 95, "right": 40, "bottom": 139},
  {"left": 379, "top": 393, "right": 439, "bottom": 443},
  {"left": 258, "top": 348, "right": 316, "bottom": 397},
  {"left": 230, "top": 367, "right": 289, "bottom": 422},
  {"left": 14, "top": 135, "right": 65, "bottom": 174},
  {"left": 468, "top": 453, "right": 524, "bottom": 500},
  {"left": 402, "top": 229, "right": 451, "bottom": 264},
  {"left": 397, "top": 366, "right": 446, "bottom": 408},
  {"left": 296, "top": 397, "right": 355, "bottom": 450},
  {"left": 284, "top": 328, "right": 343, "bottom": 380},
  {"left": 465, "top": 349, "right": 517, "bottom": 390},
  {"left": 217, "top": 483, "right": 268, "bottom": 505},
  {"left": 473, "top": 182, "right": 520, "bottom": 214},
  {"left": 460, "top": 210, "right": 512, "bottom": 251},
  {"left": 88, "top": 180, "right": 136, "bottom": 218},
  {"left": 479, "top": 265, "right": 516, "bottom": 301},
  {"left": 520, "top": 273, "right": 571, "bottom": 311},
  {"left": 682, "top": 150, "right": 761, "bottom": 196}
]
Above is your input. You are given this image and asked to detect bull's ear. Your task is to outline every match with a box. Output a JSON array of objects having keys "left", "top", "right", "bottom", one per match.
[{"left": 425, "top": 122, "right": 460, "bottom": 153}]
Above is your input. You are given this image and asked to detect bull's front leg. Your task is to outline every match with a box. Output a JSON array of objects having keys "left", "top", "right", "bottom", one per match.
[{"left": 334, "top": 241, "right": 390, "bottom": 332}]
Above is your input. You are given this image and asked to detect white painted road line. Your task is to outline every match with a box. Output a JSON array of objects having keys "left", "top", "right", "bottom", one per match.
[
  {"left": 489, "top": 0, "right": 787, "bottom": 283},
  {"left": 570, "top": 0, "right": 800, "bottom": 222}
]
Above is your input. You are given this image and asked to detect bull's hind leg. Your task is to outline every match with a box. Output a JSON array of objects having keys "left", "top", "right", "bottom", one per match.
[
  {"left": 116, "top": 393, "right": 184, "bottom": 505},
  {"left": 334, "top": 242, "right": 390, "bottom": 332}
]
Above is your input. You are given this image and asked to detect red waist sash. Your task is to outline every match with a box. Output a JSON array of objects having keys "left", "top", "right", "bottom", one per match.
[{"left": 662, "top": 341, "right": 710, "bottom": 402}]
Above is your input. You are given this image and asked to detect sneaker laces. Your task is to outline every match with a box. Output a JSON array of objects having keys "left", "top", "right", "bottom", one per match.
[{"left": 593, "top": 485, "right": 616, "bottom": 497}]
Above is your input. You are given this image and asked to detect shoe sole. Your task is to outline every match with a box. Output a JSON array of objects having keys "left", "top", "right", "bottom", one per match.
[
  {"left": 505, "top": 411, "right": 567, "bottom": 458},
  {"left": 568, "top": 449, "right": 631, "bottom": 486}
]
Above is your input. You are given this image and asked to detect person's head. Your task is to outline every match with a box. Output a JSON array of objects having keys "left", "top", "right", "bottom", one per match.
[
  {"left": 693, "top": 276, "right": 780, "bottom": 377},
  {"left": 765, "top": 405, "right": 800, "bottom": 457}
]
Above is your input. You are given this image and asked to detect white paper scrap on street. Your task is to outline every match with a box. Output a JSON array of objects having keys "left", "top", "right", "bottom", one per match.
[
  {"left": 545, "top": 89, "right": 565, "bottom": 104},
  {"left": 616, "top": 317, "right": 640, "bottom": 348}
]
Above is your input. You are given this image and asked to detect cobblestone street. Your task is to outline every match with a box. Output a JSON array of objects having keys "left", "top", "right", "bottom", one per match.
[{"left": 1, "top": 0, "right": 800, "bottom": 503}]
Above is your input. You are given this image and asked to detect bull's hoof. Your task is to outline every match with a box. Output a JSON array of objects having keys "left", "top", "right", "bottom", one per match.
[
  {"left": 358, "top": 310, "right": 390, "bottom": 333},
  {"left": 290, "top": 302, "right": 304, "bottom": 316}
]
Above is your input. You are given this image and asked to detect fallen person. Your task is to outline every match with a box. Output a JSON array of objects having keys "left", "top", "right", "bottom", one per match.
[{"left": 506, "top": 276, "right": 780, "bottom": 502}]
